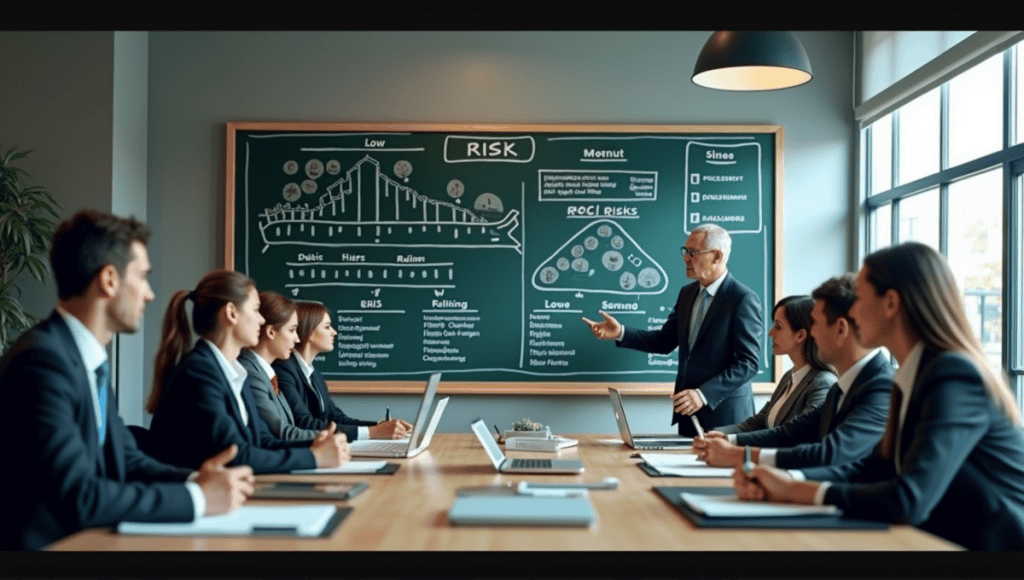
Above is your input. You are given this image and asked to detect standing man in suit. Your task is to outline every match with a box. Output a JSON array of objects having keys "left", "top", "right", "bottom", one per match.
[
  {"left": 693, "top": 274, "right": 894, "bottom": 469},
  {"left": 0, "top": 210, "right": 254, "bottom": 550},
  {"left": 583, "top": 223, "right": 762, "bottom": 437}
]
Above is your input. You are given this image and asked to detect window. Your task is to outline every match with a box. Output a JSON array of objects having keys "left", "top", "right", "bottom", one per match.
[{"left": 863, "top": 40, "right": 1024, "bottom": 408}]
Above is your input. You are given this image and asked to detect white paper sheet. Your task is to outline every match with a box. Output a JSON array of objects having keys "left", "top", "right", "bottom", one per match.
[
  {"left": 291, "top": 460, "right": 388, "bottom": 474},
  {"left": 638, "top": 452, "right": 705, "bottom": 467},
  {"left": 680, "top": 492, "right": 841, "bottom": 517},
  {"left": 653, "top": 465, "right": 735, "bottom": 477},
  {"left": 118, "top": 505, "right": 337, "bottom": 536}
]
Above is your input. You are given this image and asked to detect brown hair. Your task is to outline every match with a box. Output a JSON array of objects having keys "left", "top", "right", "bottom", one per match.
[
  {"left": 147, "top": 269, "right": 256, "bottom": 414},
  {"left": 258, "top": 291, "right": 296, "bottom": 339},
  {"left": 294, "top": 301, "right": 329, "bottom": 350},
  {"left": 810, "top": 273, "right": 858, "bottom": 326},
  {"left": 864, "top": 243, "right": 1018, "bottom": 441},
  {"left": 50, "top": 210, "right": 150, "bottom": 300}
]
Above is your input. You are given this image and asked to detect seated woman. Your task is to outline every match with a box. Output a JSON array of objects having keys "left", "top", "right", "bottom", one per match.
[
  {"left": 712, "top": 296, "right": 836, "bottom": 435},
  {"left": 273, "top": 300, "right": 412, "bottom": 441},
  {"left": 238, "top": 291, "right": 320, "bottom": 441},
  {"left": 146, "top": 270, "right": 350, "bottom": 473},
  {"left": 733, "top": 242, "right": 1024, "bottom": 550}
]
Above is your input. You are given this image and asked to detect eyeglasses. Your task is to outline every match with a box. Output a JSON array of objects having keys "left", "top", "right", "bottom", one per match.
[{"left": 680, "top": 246, "right": 715, "bottom": 259}]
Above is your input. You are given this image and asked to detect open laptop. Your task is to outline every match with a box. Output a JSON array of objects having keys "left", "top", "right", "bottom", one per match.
[
  {"left": 607, "top": 387, "right": 692, "bottom": 450},
  {"left": 469, "top": 418, "right": 584, "bottom": 474},
  {"left": 347, "top": 373, "right": 448, "bottom": 458}
]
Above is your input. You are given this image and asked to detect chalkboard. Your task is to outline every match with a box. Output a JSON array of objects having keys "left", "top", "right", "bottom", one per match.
[{"left": 226, "top": 123, "right": 782, "bottom": 395}]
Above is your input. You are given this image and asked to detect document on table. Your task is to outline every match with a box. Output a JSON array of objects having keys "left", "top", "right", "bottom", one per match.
[
  {"left": 680, "top": 492, "right": 841, "bottom": 518},
  {"left": 639, "top": 453, "right": 734, "bottom": 477},
  {"left": 118, "top": 505, "right": 338, "bottom": 536},
  {"left": 291, "top": 460, "right": 388, "bottom": 474}
]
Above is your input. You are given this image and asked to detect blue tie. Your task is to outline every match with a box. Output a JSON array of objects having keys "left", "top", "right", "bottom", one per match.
[
  {"left": 689, "top": 289, "right": 710, "bottom": 350},
  {"left": 95, "top": 361, "right": 109, "bottom": 445}
]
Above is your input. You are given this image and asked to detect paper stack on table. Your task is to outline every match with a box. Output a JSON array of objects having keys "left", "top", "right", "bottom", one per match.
[
  {"left": 291, "top": 460, "right": 388, "bottom": 474},
  {"left": 638, "top": 453, "right": 734, "bottom": 477}
]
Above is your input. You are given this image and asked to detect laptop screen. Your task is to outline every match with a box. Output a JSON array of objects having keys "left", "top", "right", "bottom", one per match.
[
  {"left": 470, "top": 418, "right": 505, "bottom": 469},
  {"left": 607, "top": 387, "right": 635, "bottom": 445},
  {"left": 408, "top": 373, "right": 442, "bottom": 447}
]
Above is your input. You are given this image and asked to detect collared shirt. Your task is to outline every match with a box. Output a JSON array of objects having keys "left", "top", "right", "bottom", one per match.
[
  {"left": 57, "top": 308, "right": 204, "bottom": 520},
  {"left": 294, "top": 354, "right": 368, "bottom": 440},
  {"left": 250, "top": 351, "right": 277, "bottom": 383},
  {"left": 766, "top": 364, "right": 811, "bottom": 428},
  {"left": 201, "top": 338, "right": 248, "bottom": 427}
]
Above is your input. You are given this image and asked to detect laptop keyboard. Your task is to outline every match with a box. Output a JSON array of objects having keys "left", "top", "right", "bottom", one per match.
[
  {"left": 509, "top": 458, "right": 552, "bottom": 469},
  {"left": 356, "top": 441, "right": 408, "bottom": 453}
]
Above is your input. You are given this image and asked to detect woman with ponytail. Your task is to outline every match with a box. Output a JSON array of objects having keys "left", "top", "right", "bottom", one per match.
[
  {"left": 733, "top": 243, "right": 1024, "bottom": 550},
  {"left": 147, "top": 270, "right": 350, "bottom": 473}
]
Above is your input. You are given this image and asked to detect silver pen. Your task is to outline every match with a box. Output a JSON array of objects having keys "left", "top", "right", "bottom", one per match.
[
  {"left": 690, "top": 414, "right": 704, "bottom": 439},
  {"left": 743, "top": 445, "right": 755, "bottom": 476}
]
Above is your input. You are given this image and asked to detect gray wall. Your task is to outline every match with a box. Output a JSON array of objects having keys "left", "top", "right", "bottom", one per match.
[
  {"left": 1, "top": 31, "right": 855, "bottom": 435},
  {"left": 144, "top": 31, "right": 854, "bottom": 433}
]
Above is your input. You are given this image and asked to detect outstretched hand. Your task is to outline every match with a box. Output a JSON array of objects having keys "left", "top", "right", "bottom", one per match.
[
  {"left": 582, "top": 310, "right": 622, "bottom": 340},
  {"left": 195, "top": 444, "right": 254, "bottom": 515}
]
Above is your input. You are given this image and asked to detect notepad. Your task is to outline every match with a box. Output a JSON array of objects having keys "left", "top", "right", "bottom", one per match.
[
  {"left": 117, "top": 505, "right": 338, "bottom": 536},
  {"left": 638, "top": 452, "right": 733, "bottom": 477},
  {"left": 290, "top": 460, "right": 388, "bottom": 474},
  {"left": 680, "top": 492, "right": 842, "bottom": 518},
  {"left": 448, "top": 495, "right": 596, "bottom": 527}
]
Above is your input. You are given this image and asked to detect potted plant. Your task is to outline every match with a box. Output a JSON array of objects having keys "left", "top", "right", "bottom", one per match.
[{"left": 0, "top": 146, "right": 61, "bottom": 351}]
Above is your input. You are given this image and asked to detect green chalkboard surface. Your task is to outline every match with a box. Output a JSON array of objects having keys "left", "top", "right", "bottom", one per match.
[{"left": 226, "top": 123, "right": 782, "bottom": 394}]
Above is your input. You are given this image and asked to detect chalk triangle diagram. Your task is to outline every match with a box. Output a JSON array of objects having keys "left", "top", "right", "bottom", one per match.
[{"left": 531, "top": 219, "right": 668, "bottom": 295}]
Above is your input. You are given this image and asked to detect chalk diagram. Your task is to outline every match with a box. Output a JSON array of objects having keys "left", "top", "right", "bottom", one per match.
[
  {"left": 531, "top": 219, "right": 668, "bottom": 295},
  {"left": 259, "top": 155, "right": 521, "bottom": 251},
  {"left": 258, "top": 155, "right": 522, "bottom": 291}
]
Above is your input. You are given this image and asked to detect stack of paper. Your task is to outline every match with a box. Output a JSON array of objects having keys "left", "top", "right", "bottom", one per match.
[
  {"left": 291, "top": 460, "right": 388, "bottom": 474},
  {"left": 118, "top": 505, "right": 338, "bottom": 536},
  {"left": 638, "top": 452, "right": 734, "bottom": 477},
  {"left": 680, "top": 492, "right": 841, "bottom": 518}
]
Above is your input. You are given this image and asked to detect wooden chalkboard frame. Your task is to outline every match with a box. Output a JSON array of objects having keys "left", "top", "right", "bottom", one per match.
[{"left": 226, "top": 122, "right": 783, "bottom": 396}]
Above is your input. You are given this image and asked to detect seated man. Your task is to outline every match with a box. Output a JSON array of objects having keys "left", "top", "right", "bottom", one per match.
[
  {"left": 0, "top": 210, "right": 254, "bottom": 550},
  {"left": 694, "top": 274, "right": 894, "bottom": 470}
]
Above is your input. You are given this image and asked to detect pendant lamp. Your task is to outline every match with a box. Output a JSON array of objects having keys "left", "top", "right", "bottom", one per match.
[{"left": 692, "top": 31, "right": 813, "bottom": 91}]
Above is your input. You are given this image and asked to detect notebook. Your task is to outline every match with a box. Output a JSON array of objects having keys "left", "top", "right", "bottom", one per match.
[
  {"left": 448, "top": 495, "right": 596, "bottom": 527},
  {"left": 347, "top": 373, "right": 448, "bottom": 458},
  {"left": 608, "top": 387, "right": 692, "bottom": 449},
  {"left": 469, "top": 418, "right": 584, "bottom": 474},
  {"left": 118, "top": 505, "right": 343, "bottom": 537}
]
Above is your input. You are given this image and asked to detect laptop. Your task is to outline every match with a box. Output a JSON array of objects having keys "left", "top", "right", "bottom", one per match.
[
  {"left": 469, "top": 418, "right": 584, "bottom": 474},
  {"left": 347, "top": 373, "right": 448, "bottom": 458},
  {"left": 607, "top": 387, "right": 692, "bottom": 450}
]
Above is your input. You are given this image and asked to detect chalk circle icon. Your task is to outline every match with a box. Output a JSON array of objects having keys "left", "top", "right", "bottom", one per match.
[
  {"left": 610, "top": 235, "right": 624, "bottom": 249},
  {"left": 394, "top": 160, "right": 413, "bottom": 182},
  {"left": 602, "top": 250, "right": 624, "bottom": 271},
  {"left": 283, "top": 160, "right": 299, "bottom": 175},
  {"left": 584, "top": 236, "right": 599, "bottom": 251},
  {"left": 305, "top": 159, "right": 324, "bottom": 179},
  {"left": 325, "top": 160, "right": 341, "bottom": 175},
  {"left": 572, "top": 258, "right": 589, "bottom": 272},
  {"left": 447, "top": 179, "right": 465, "bottom": 199},
  {"left": 638, "top": 267, "right": 662, "bottom": 289},
  {"left": 556, "top": 257, "right": 570, "bottom": 271},
  {"left": 301, "top": 180, "right": 318, "bottom": 194},
  {"left": 570, "top": 244, "right": 585, "bottom": 258},
  {"left": 597, "top": 224, "right": 613, "bottom": 238},
  {"left": 282, "top": 183, "right": 301, "bottom": 202},
  {"left": 539, "top": 266, "right": 559, "bottom": 284},
  {"left": 620, "top": 272, "right": 637, "bottom": 291}
]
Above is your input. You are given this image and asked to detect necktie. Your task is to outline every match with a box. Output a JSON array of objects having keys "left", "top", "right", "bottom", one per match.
[
  {"left": 270, "top": 375, "right": 280, "bottom": 396},
  {"left": 95, "top": 361, "right": 109, "bottom": 445},
  {"left": 688, "top": 289, "right": 710, "bottom": 350},
  {"left": 880, "top": 383, "right": 904, "bottom": 469}
]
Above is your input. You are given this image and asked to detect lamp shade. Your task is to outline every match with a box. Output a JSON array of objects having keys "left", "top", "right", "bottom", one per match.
[{"left": 692, "top": 31, "right": 813, "bottom": 91}]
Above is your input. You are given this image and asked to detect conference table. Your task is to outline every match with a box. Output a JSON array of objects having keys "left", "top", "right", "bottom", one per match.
[{"left": 47, "top": 434, "right": 959, "bottom": 551}]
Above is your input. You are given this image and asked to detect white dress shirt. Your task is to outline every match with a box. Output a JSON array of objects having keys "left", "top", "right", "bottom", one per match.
[
  {"left": 201, "top": 338, "right": 249, "bottom": 427},
  {"left": 294, "top": 354, "right": 369, "bottom": 440},
  {"left": 766, "top": 364, "right": 811, "bottom": 428},
  {"left": 58, "top": 308, "right": 204, "bottom": 520}
]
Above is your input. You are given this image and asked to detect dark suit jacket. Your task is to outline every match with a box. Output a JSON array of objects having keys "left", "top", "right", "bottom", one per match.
[
  {"left": 618, "top": 272, "right": 762, "bottom": 436},
  {"left": 803, "top": 349, "right": 1024, "bottom": 550},
  {"left": 716, "top": 367, "right": 836, "bottom": 435},
  {"left": 273, "top": 353, "right": 376, "bottom": 442},
  {"left": 238, "top": 349, "right": 319, "bottom": 442},
  {"left": 148, "top": 340, "right": 315, "bottom": 474},
  {"left": 0, "top": 313, "right": 194, "bottom": 550},
  {"left": 735, "top": 351, "right": 893, "bottom": 469}
]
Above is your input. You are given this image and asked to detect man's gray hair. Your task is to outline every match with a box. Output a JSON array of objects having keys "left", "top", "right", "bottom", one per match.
[{"left": 691, "top": 223, "right": 731, "bottom": 264}]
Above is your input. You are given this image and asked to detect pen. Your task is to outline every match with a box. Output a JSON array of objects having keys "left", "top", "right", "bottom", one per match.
[
  {"left": 743, "top": 445, "right": 755, "bottom": 476},
  {"left": 385, "top": 407, "right": 390, "bottom": 422},
  {"left": 690, "top": 414, "right": 704, "bottom": 439},
  {"left": 493, "top": 424, "right": 502, "bottom": 442}
]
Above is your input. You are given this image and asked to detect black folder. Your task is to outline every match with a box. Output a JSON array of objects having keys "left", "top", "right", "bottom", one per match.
[{"left": 654, "top": 486, "right": 890, "bottom": 530}]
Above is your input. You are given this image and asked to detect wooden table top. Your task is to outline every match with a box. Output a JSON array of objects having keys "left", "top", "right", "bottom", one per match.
[{"left": 47, "top": 433, "right": 959, "bottom": 552}]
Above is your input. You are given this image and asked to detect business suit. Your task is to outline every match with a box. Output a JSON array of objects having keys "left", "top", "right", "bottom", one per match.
[
  {"left": 238, "top": 349, "right": 319, "bottom": 442},
  {"left": 802, "top": 349, "right": 1024, "bottom": 550},
  {"left": 734, "top": 351, "right": 893, "bottom": 469},
  {"left": 716, "top": 367, "right": 836, "bottom": 435},
  {"left": 148, "top": 340, "right": 315, "bottom": 474},
  {"left": 0, "top": 313, "right": 194, "bottom": 550},
  {"left": 618, "top": 272, "right": 762, "bottom": 436},
  {"left": 273, "top": 353, "right": 376, "bottom": 442}
]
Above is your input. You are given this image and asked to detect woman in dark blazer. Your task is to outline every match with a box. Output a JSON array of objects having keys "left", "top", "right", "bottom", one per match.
[
  {"left": 734, "top": 243, "right": 1024, "bottom": 550},
  {"left": 713, "top": 296, "right": 836, "bottom": 435},
  {"left": 273, "top": 301, "right": 412, "bottom": 442},
  {"left": 146, "top": 270, "right": 350, "bottom": 474},
  {"left": 238, "top": 291, "right": 324, "bottom": 442}
]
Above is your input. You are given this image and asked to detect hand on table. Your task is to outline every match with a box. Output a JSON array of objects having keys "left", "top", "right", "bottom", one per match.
[{"left": 195, "top": 444, "right": 255, "bottom": 515}]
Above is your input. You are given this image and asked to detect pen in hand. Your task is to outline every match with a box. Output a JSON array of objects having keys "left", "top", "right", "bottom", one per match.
[
  {"left": 743, "top": 445, "right": 755, "bottom": 476},
  {"left": 385, "top": 407, "right": 390, "bottom": 422},
  {"left": 493, "top": 424, "right": 503, "bottom": 443},
  {"left": 690, "top": 415, "right": 705, "bottom": 439}
]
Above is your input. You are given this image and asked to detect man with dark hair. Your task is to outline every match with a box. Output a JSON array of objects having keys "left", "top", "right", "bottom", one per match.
[
  {"left": 694, "top": 273, "right": 894, "bottom": 470},
  {"left": 0, "top": 209, "right": 255, "bottom": 550}
]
